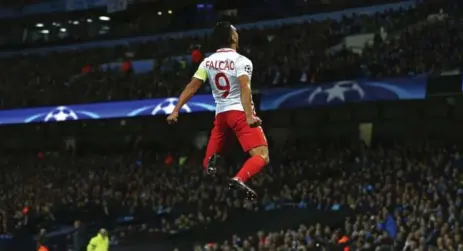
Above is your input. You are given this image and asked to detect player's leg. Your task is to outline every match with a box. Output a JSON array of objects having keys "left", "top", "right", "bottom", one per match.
[
  {"left": 203, "top": 114, "right": 229, "bottom": 175},
  {"left": 229, "top": 145, "right": 269, "bottom": 200},
  {"left": 234, "top": 145, "right": 269, "bottom": 182},
  {"left": 226, "top": 111, "right": 269, "bottom": 199}
]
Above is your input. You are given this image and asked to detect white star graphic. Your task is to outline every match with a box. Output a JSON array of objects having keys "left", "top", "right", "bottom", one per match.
[
  {"left": 307, "top": 82, "right": 365, "bottom": 104},
  {"left": 324, "top": 84, "right": 349, "bottom": 102},
  {"left": 54, "top": 112, "right": 69, "bottom": 121}
]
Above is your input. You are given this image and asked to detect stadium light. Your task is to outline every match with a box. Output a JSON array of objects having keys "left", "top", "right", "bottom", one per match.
[
  {"left": 60, "top": 28, "right": 67, "bottom": 32},
  {"left": 168, "top": 10, "right": 172, "bottom": 14},
  {"left": 72, "top": 21, "right": 79, "bottom": 25},
  {"left": 99, "top": 16, "right": 110, "bottom": 21},
  {"left": 157, "top": 11, "right": 162, "bottom": 15},
  {"left": 40, "top": 30, "right": 49, "bottom": 34},
  {"left": 36, "top": 23, "right": 44, "bottom": 27},
  {"left": 87, "top": 19, "right": 92, "bottom": 23}
]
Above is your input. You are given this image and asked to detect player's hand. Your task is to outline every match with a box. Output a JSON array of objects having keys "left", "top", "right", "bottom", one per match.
[
  {"left": 167, "top": 112, "right": 179, "bottom": 124},
  {"left": 246, "top": 116, "right": 262, "bottom": 128}
]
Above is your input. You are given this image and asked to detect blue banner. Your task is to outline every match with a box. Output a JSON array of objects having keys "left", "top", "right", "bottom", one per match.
[
  {"left": 0, "top": 96, "right": 215, "bottom": 125},
  {"left": 260, "top": 75, "right": 427, "bottom": 111}
]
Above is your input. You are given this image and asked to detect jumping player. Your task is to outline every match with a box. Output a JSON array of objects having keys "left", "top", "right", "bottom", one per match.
[{"left": 166, "top": 21, "right": 269, "bottom": 200}]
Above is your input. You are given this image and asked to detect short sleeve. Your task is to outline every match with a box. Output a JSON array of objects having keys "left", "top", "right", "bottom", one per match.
[
  {"left": 87, "top": 237, "right": 98, "bottom": 251},
  {"left": 193, "top": 61, "right": 207, "bottom": 81},
  {"left": 236, "top": 56, "right": 253, "bottom": 78},
  {"left": 89, "top": 237, "right": 99, "bottom": 246}
]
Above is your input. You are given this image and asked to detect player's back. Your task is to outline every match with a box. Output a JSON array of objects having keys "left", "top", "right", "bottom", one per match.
[{"left": 201, "top": 49, "right": 252, "bottom": 114}]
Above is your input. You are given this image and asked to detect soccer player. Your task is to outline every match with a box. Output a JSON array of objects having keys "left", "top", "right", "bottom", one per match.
[{"left": 166, "top": 21, "right": 269, "bottom": 200}]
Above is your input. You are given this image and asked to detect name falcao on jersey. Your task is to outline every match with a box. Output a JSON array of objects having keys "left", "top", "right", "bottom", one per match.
[{"left": 205, "top": 60, "right": 235, "bottom": 71}]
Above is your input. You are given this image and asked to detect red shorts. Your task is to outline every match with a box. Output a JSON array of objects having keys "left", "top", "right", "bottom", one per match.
[{"left": 208, "top": 110, "right": 268, "bottom": 152}]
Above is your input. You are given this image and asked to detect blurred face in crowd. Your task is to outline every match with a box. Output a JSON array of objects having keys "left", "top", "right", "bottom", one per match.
[{"left": 99, "top": 228, "right": 107, "bottom": 238}]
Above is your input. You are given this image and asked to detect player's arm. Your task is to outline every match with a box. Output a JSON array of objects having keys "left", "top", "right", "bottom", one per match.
[
  {"left": 172, "top": 64, "right": 207, "bottom": 114},
  {"left": 87, "top": 237, "right": 98, "bottom": 251},
  {"left": 236, "top": 58, "right": 255, "bottom": 119},
  {"left": 238, "top": 75, "right": 254, "bottom": 119}
]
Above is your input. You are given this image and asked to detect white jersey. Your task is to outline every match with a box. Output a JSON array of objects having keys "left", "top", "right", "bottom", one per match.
[{"left": 193, "top": 48, "right": 253, "bottom": 115}]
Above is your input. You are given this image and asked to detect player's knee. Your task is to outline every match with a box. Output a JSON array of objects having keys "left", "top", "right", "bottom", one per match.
[
  {"left": 260, "top": 153, "right": 270, "bottom": 164},
  {"left": 250, "top": 146, "right": 270, "bottom": 164}
]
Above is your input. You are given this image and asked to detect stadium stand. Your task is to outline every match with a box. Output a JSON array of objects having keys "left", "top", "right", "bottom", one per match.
[
  {"left": 201, "top": 143, "right": 463, "bottom": 251},
  {"left": 0, "top": 0, "right": 459, "bottom": 109},
  {"left": 0, "top": 0, "right": 462, "bottom": 251},
  {"left": 1, "top": 101, "right": 463, "bottom": 251}
]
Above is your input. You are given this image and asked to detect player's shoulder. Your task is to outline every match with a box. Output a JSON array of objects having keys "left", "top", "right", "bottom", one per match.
[{"left": 235, "top": 53, "right": 252, "bottom": 66}]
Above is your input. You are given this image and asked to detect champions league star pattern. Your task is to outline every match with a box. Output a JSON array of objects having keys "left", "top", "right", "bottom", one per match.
[
  {"left": 0, "top": 76, "right": 427, "bottom": 125},
  {"left": 0, "top": 95, "right": 216, "bottom": 125},
  {"left": 260, "top": 75, "right": 427, "bottom": 111}
]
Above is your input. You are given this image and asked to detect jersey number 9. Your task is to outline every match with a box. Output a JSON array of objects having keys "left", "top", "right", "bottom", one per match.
[{"left": 214, "top": 72, "right": 230, "bottom": 98}]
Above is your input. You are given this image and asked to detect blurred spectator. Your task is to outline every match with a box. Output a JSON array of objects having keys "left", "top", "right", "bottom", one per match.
[{"left": 86, "top": 229, "right": 108, "bottom": 251}]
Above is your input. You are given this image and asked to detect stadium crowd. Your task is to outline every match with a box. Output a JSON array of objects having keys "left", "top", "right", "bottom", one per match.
[
  {"left": 0, "top": 1, "right": 459, "bottom": 109},
  {"left": 202, "top": 143, "right": 463, "bottom": 251},
  {"left": 0, "top": 1, "right": 462, "bottom": 251},
  {"left": 1, "top": 139, "right": 462, "bottom": 251}
]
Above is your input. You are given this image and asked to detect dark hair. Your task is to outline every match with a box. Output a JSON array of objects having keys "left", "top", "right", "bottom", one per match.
[{"left": 211, "top": 21, "right": 233, "bottom": 49}]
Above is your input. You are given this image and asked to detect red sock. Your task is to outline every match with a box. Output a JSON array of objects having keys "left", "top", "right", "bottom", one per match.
[{"left": 234, "top": 155, "right": 266, "bottom": 183}]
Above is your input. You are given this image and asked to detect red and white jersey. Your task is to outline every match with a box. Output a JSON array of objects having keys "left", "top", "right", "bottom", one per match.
[{"left": 193, "top": 48, "right": 253, "bottom": 115}]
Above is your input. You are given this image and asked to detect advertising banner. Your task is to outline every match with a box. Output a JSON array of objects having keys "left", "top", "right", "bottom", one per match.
[
  {"left": 0, "top": 96, "right": 215, "bottom": 125},
  {"left": 260, "top": 75, "right": 427, "bottom": 111}
]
